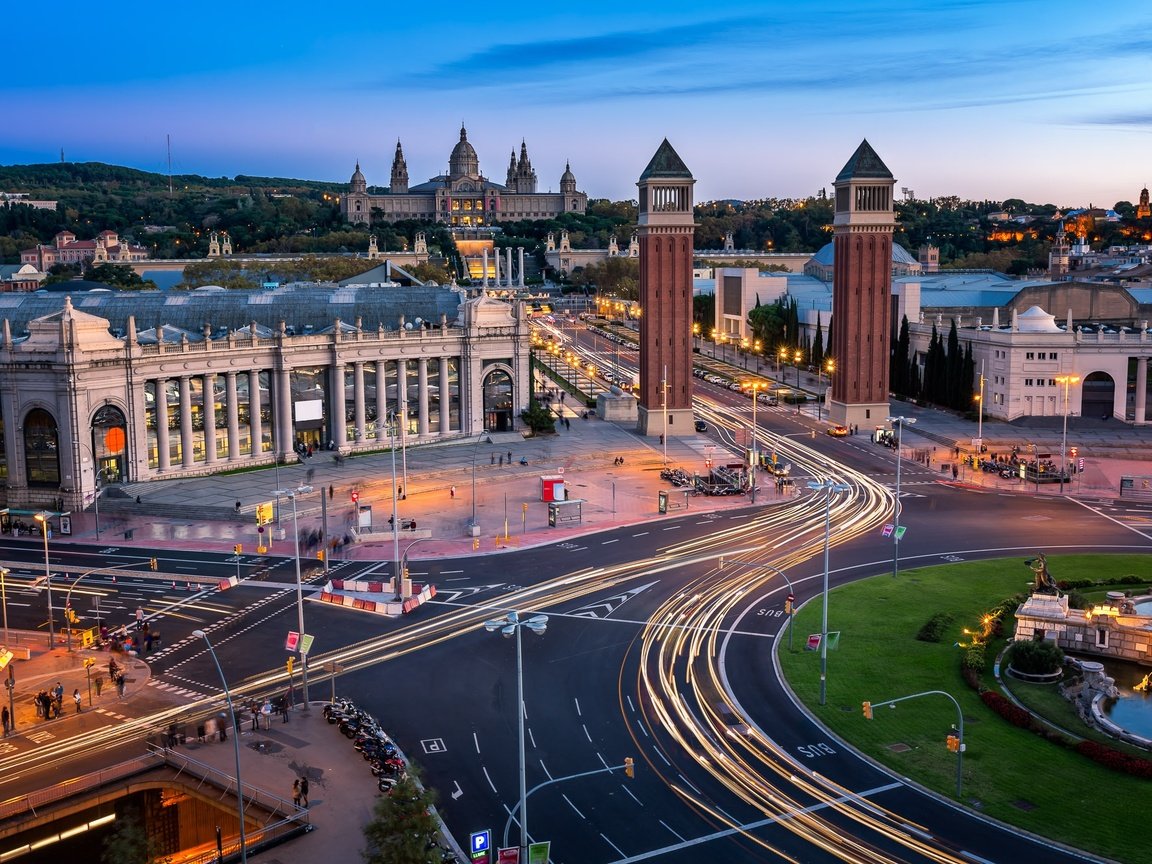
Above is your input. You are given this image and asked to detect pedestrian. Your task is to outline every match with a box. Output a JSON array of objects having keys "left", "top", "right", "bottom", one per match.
[
  {"left": 167, "top": 723, "right": 179, "bottom": 748},
  {"left": 398, "top": 485, "right": 404, "bottom": 500},
  {"left": 261, "top": 699, "right": 273, "bottom": 729},
  {"left": 280, "top": 696, "right": 290, "bottom": 723},
  {"left": 952, "top": 464, "right": 959, "bottom": 480},
  {"left": 507, "top": 451, "right": 512, "bottom": 464},
  {"left": 491, "top": 453, "right": 495, "bottom": 465},
  {"left": 116, "top": 672, "right": 126, "bottom": 698},
  {"left": 292, "top": 778, "right": 301, "bottom": 807},
  {"left": 73, "top": 689, "right": 82, "bottom": 713},
  {"left": 450, "top": 485, "right": 456, "bottom": 499},
  {"left": 300, "top": 776, "right": 309, "bottom": 807},
  {"left": 565, "top": 417, "right": 571, "bottom": 430},
  {"left": 2, "top": 705, "right": 8, "bottom": 735},
  {"left": 251, "top": 702, "right": 260, "bottom": 732},
  {"left": 55, "top": 681, "right": 64, "bottom": 708},
  {"left": 218, "top": 712, "right": 228, "bottom": 741},
  {"left": 135, "top": 606, "right": 144, "bottom": 630},
  {"left": 499, "top": 455, "right": 504, "bottom": 466},
  {"left": 329, "top": 484, "right": 334, "bottom": 500}
]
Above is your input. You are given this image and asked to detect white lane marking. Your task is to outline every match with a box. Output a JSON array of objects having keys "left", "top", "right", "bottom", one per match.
[
  {"left": 626, "top": 695, "right": 636, "bottom": 713},
  {"left": 622, "top": 784, "right": 643, "bottom": 805},
  {"left": 662, "top": 526, "right": 680, "bottom": 531},
  {"left": 539, "top": 759, "right": 553, "bottom": 780},
  {"left": 442, "top": 569, "right": 464, "bottom": 574},
  {"left": 528, "top": 727, "right": 537, "bottom": 749},
  {"left": 482, "top": 765, "right": 498, "bottom": 794},
  {"left": 602, "top": 539, "right": 620, "bottom": 545},
  {"left": 660, "top": 820, "right": 685, "bottom": 841},
  {"left": 451, "top": 781, "right": 463, "bottom": 800},
  {"left": 583, "top": 724, "right": 593, "bottom": 743},
  {"left": 632, "top": 532, "right": 649, "bottom": 537},
  {"left": 574, "top": 697, "right": 582, "bottom": 717},
  {"left": 473, "top": 731, "right": 480, "bottom": 754},
  {"left": 600, "top": 832, "right": 626, "bottom": 857},
  {"left": 564, "top": 794, "right": 587, "bottom": 820},
  {"left": 678, "top": 774, "right": 701, "bottom": 795},
  {"left": 1073, "top": 498, "right": 1152, "bottom": 541}
]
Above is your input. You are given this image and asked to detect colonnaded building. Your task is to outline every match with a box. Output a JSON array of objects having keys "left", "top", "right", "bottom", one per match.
[
  {"left": 340, "top": 125, "right": 587, "bottom": 226},
  {"left": 0, "top": 281, "right": 529, "bottom": 512}
]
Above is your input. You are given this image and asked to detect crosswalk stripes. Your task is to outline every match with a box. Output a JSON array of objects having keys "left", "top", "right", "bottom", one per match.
[
  {"left": 94, "top": 707, "right": 131, "bottom": 722},
  {"left": 147, "top": 679, "right": 208, "bottom": 699}
]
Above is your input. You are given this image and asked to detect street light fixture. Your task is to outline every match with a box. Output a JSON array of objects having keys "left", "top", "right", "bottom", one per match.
[
  {"left": 887, "top": 416, "right": 916, "bottom": 578},
  {"left": 821, "top": 359, "right": 835, "bottom": 422},
  {"left": 0, "top": 567, "right": 9, "bottom": 648},
  {"left": 806, "top": 480, "right": 850, "bottom": 706},
  {"left": 793, "top": 350, "right": 803, "bottom": 414},
  {"left": 743, "top": 381, "right": 768, "bottom": 503},
  {"left": 484, "top": 611, "right": 547, "bottom": 864},
  {"left": 271, "top": 484, "right": 313, "bottom": 707},
  {"left": 33, "top": 512, "right": 54, "bottom": 648},
  {"left": 1056, "top": 374, "right": 1080, "bottom": 494},
  {"left": 193, "top": 629, "right": 247, "bottom": 863}
]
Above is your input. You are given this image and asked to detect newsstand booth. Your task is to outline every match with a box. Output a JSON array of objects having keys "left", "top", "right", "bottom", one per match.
[{"left": 540, "top": 474, "right": 565, "bottom": 502}]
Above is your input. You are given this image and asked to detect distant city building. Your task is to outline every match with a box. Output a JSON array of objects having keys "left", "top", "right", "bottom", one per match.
[
  {"left": 1, "top": 192, "right": 57, "bottom": 211},
  {"left": 1138, "top": 186, "right": 1151, "bottom": 220},
  {"left": 20, "top": 230, "right": 148, "bottom": 270},
  {"left": 341, "top": 126, "right": 587, "bottom": 226},
  {"left": 0, "top": 263, "right": 45, "bottom": 292}
]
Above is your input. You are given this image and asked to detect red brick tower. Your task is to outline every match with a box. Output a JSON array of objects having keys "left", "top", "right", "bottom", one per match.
[
  {"left": 829, "top": 140, "right": 896, "bottom": 429},
  {"left": 636, "top": 139, "right": 696, "bottom": 437}
]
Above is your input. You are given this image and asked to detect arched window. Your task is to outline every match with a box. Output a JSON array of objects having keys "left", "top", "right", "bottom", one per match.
[
  {"left": 92, "top": 404, "right": 127, "bottom": 483},
  {"left": 24, "top": 408, "right": 60, "bottom": 487},
  {"left": 482, "top": 368, "right": 514, "bottom": 433}
]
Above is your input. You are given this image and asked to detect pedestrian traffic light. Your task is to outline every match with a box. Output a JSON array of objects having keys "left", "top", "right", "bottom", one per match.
[
  {"left": 149, "top": 557, "right": 158, "bottom": 571},
  {"left": 233, "top": 544, "right": 242, "bottom": 555},
  {"left": 287, "top": 657, "right": 294, "bottom": 675},
  {"left": 946, "top": 733, "right": 959, "bottom": 752},
  {"left": 624, "top": 757, "right": 634, "bottom": 778},
  {"left": 862, "top": 701, "right": 873, "bottom": 720},
  {"left": 351, "top": 490, "right": 359, "bottom": 504}
]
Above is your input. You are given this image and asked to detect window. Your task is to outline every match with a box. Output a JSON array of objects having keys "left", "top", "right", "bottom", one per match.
[
  {"left": 1096, "top": 628, "right": 1109, "bottom": 649},
  {"left": 1050, "top": 352, "right": 1058, "bottom": 360},
  {"left": 1026, "top": 352, "right": 1035, "bottom": 360},
  {"left": 1048, "top": 379, "right": 1056, "bottom": 386},
  {"left": 1025, "top": 378, "right": 1034, "bottom": 386}
]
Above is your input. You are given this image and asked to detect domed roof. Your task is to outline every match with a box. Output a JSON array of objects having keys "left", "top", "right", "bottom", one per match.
[
  {"left": 1017, "top": 305, "right": 1063, "bottom": 333},
  {"left": 449, "top": 125, "right": 479, "bottom": 177},
  {"left": 561, "top": 160, "right": 575, "bottom": 183},
  {"left": 350, "top": 161, "right": 366, "bottom": 191}
]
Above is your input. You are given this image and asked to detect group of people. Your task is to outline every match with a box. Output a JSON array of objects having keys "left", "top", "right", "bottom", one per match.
[
  {"left": 291, "top": 775, "right": 311, "bottom": 807},
  {"left": 33, "top": 682, "right": 82, "bottom": 720}
]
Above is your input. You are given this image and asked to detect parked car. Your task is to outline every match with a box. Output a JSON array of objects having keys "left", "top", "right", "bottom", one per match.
[
  {"left": 694, "top": 419, "right": 708, "bottom": 432},
  {"left": 826, "top": 425, "right": 849, "bottom": 437}
]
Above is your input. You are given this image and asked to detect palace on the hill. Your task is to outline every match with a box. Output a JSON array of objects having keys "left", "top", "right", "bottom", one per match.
[{"left": 340, "top": 125, "right": 587, "bottom": 226}]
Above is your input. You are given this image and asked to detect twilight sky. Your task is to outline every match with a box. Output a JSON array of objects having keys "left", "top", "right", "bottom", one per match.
[{"left": 6, "top": 0, "right": 1151, "bottom": 207}]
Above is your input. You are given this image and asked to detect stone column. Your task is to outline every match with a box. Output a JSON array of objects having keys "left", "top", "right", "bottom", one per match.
[
  {"left": 417, "top": 358, "right": 430, "bottom": 436},
  {"left": 518, "top": 247, "right": 525, "bottom": 288},
  {"left": 249, "top": 369, "right": 264, "bottom": 456},
  {"left": 354, "top": 362, "right": 366, "bottom": 443},
  {"left": 482, "top": 249, "right": 489, "bottom": 289},
  {"left": 332, "top": 362, "right": 347, "bottom": 447},
  {"left": 203, "top": 372, "right": 218, "bottom": 465},
  {"left": 155, "top": 378, "right": 170, "bottom": 471},
  {"left": 225, "top": 371, "right": 240, "bottom": 460},
  {"left": 507, "top": 247, "right": 513, "bottom": 289},
  {"left": 1136, "top": 358, "right": 1148, "bottom": 425},
  {"left": 376, "top": 361, "right": 389, "bottom": 443},
  {"left": 276, "top": 367, "right": 293, "bottom": 456},
  {"left": 395, "top": 359, "right": 407, "bottom": 422},
  {"left": 439, "top": 356, "right": 450, "bottom": 434},
  {"left": 179, "top": 376, "right": 194, "bottom": 468}
]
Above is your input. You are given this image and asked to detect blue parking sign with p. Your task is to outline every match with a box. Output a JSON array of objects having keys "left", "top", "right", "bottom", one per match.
[{"left": 470, "top": 829, "right": 492, "bottom": 861}]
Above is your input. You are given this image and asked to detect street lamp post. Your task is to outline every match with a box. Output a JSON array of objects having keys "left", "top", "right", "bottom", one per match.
[
  {"left": 272, "top": 485, "right": 313, "bottom": 707},
  {"left": 92, "top": 467, "right": 108, "bottom": 542},
  {"left": 0, "top": 567, "right": 9, "bottom": 648},
  {"left": 33, "top": 512, "right": 54, "bottom": 648},
  {"left": 887, "top": 417, "right": 916, "bottom": 578},
  {"left": 793, "top": 350, "right": 803, "bottom": 414},
  {"left": 806, "top": 480, "right": 850, "bottom": 706},
  {"left": 1056, "top": 374, "right": 1080, "bottom": 494},
  {"left": 743, "top": 381, "right": 766, "bottom": 503},
  {"left": 194, "top": 630, "right": 247, "bottom": 863},
  {"left": 822, "top": 359, "right": 835, "bottom": 422},
  {"left": 484, "top": 611, "right": 548, "bottom": 864},
  {"left": 975, "top": 359, "right": 985, "bottom": 449}
]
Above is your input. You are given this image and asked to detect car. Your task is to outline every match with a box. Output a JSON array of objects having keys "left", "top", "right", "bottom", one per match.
[
  {"left": 694, "top": 420, "right": 708, "bottom": 432},
  {"left": 826, "top": 425, "right": 849, "bottom": 437}
]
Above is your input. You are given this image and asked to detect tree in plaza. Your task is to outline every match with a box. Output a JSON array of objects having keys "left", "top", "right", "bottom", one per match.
[
  {"left": 891, "top": 315, "right": 911, "bottom": 397},
  {"left": 520, "top": 398, "right": 557, "bottom": 435},
  {"left": 101, "top": 804, "right": 169, "bottom": 864},
  {"left": 946, "top": 320, "right": 963, "bottom": 409},
  {"left": 692, "top": 293, "right": 715, "bottom": 333},
  {"left": 811, "top": 314, "right": 824, "bottom": 370},
  {"left": 361, "top": 773, "right": 441, "bottom": 864}
]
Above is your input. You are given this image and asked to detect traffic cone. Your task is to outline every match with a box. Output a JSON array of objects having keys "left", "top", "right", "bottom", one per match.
[
  {"left": 186, "top": 582, "right": 194, "bottom": 591},
  {"left": 171, "top": 581, "right": 178, "bottom": 590}
]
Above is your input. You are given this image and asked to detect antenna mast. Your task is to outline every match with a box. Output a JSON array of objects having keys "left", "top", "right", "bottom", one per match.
[{"left": 167, "top": 134, "right": 173, "bottom": 198}]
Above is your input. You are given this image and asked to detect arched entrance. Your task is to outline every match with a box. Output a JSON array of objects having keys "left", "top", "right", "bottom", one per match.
[
  {"left": 23, "top": 408, "right": 60, "bottom": 487},
  {"left": 92, "top": 404, "right": 128, "bottom": 484},
  {"left": 482, "top": 368, "right": 514, "bottom": 432},
  {"left": 1082, "top": 371, "right": 1115, "bottom": 420}
]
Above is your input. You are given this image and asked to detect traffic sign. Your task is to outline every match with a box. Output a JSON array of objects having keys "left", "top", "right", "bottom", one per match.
[
  {"left": 470, "top": 829, "right": 491, "bottom": 857},
  {"left": 881, "top": 523, "right": 894, "bottom": 538},
  {"left": 894, "top": 526, "right": 906, "bottom": 540},
  {"left": 528, "top": 842, "right": 550, "bottom": 864},
  {"left": 806, "top": 633, "right": 822, "bottom": 651},
  {"left": 285, "top": 631, "right": 300, "bottom": 652},
  {"left": 497, "top": 848, "right": 519, "bottom": 864},
  {"left": 299, "top": 633, "right": 315, "bottom": 656},
  {"left": 1078, "top": 457, "right": 1085, "bottom": 471}
]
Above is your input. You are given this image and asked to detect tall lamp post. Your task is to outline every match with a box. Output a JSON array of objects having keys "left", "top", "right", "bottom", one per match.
[
  {"left": 1056, "top": 374, "right": 1080, "bottom": 494},
  {"left": 92, "top": 466, "right": 110, "bottom": 542},
  {"left": 887, "top": 416, "right": 916, "bottom": 578},
  {"left": 806, "top": 480, "right": 850, "bottom": 706},
  {"left": 484, "top": 611, "right": 548, "bottom": 864},
  {"left": 194, "top": 630, "right": 247, "bottom": 863},
  {"left": 272, "top": 484, "right": 313, "bottom": 707},
  {"left": 743, "top": 381, "right": 767, "bottom": 503},
  {"left": 975, "top": 359, "right": 985, "bottom": 450},
  {"left": 793, "top": 349, "right": 803, "bottom": 414},
  {"left": 821, "top": 359, "right": 835, "bottom": 422},
  {"left": 33, "top": 512, "right": 55, "bottom": 648}
]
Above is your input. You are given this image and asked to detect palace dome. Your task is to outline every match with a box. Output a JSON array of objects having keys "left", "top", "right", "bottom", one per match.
[{"left": 449, "top": 125, "right": 479, "bottom": 177}]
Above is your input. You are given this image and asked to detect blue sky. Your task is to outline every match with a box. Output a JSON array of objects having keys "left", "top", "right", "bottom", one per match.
[{"left": 5, "top": 0, "right": 1151, "bottom": 207}]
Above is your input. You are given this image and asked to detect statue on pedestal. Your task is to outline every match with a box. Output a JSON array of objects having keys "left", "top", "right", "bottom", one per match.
[{"left": 1026, "top": 553, "right": 1058, "bottom": 594}]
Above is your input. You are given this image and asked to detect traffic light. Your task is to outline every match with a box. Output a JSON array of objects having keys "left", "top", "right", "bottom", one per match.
[
  {"left": 316, "top": 550, "right": 325, "bottom": 561},
  {"left": 624, "top": 757, "right": 634, "bottom": 778},
  {"left": 351, "top": 490, "right": 359, "bottom": 504},
  {"left": 233, "top": 544, "right": 242, "bottom": 555},
  {"left": 862, "top": 701, "right": 873, "bottom": 720},
  {"left": 784, "top": 593, "right": 795, "bottom": 615},
  {"left": 287, "top": 657, "right": 294, "bottom": 675},
  {"left": 149, "top": 557, "right": 158, "bottom": 571},
  {"left": 946, "top": 733, "right": 959, "bottom": 752}
]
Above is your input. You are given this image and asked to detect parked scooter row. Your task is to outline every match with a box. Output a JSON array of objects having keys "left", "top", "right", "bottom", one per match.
[{"left": 324, "top": 698, "right": 408, "bottom": 792}]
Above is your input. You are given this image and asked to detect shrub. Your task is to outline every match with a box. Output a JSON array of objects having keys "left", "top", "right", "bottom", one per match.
[
  {"left": 1075, "top": 740, "right": 1152, "bottom": 779},
  {"left": 980, "top": 690, "right": 1032, "bottom": 729},
  {"left": 961, "top": 644, "right": 987, "bottom": 673},
  {"left": 1006, "top": 639, "right": 1064, "bottom": 675},
  {"left": 1118, "top": 575, "right": 1144, "bottom": 585},
  {"left": 915, "top": 612, "right": 955, "bottom": 643}
]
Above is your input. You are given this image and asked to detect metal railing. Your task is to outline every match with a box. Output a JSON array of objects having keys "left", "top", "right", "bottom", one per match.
[{"left": 0, "top": 752, "right": 163, "bottom": 821}]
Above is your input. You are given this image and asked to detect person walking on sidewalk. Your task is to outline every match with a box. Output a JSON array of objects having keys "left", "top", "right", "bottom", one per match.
[
  {"left": 292, "top": 778, "right": 301, "bottom": 807},
  {"left": 2, "top": 705, "right": 9, "bottom": 735},
  {"left": 300, "top": 776, "right": 309, "bottom": 807},
  {"left": 73, "top": 689, "right": 82, "bottom": 713}
]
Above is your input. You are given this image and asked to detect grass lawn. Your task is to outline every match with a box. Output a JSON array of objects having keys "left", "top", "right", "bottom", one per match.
[{"left": 777, "top": 554, "right": 1152, "bottom": 864}]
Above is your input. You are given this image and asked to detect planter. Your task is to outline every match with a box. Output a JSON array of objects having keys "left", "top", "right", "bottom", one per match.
[{"left": 1006, "top": 664, "right": 1064, "bottom": 684}]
